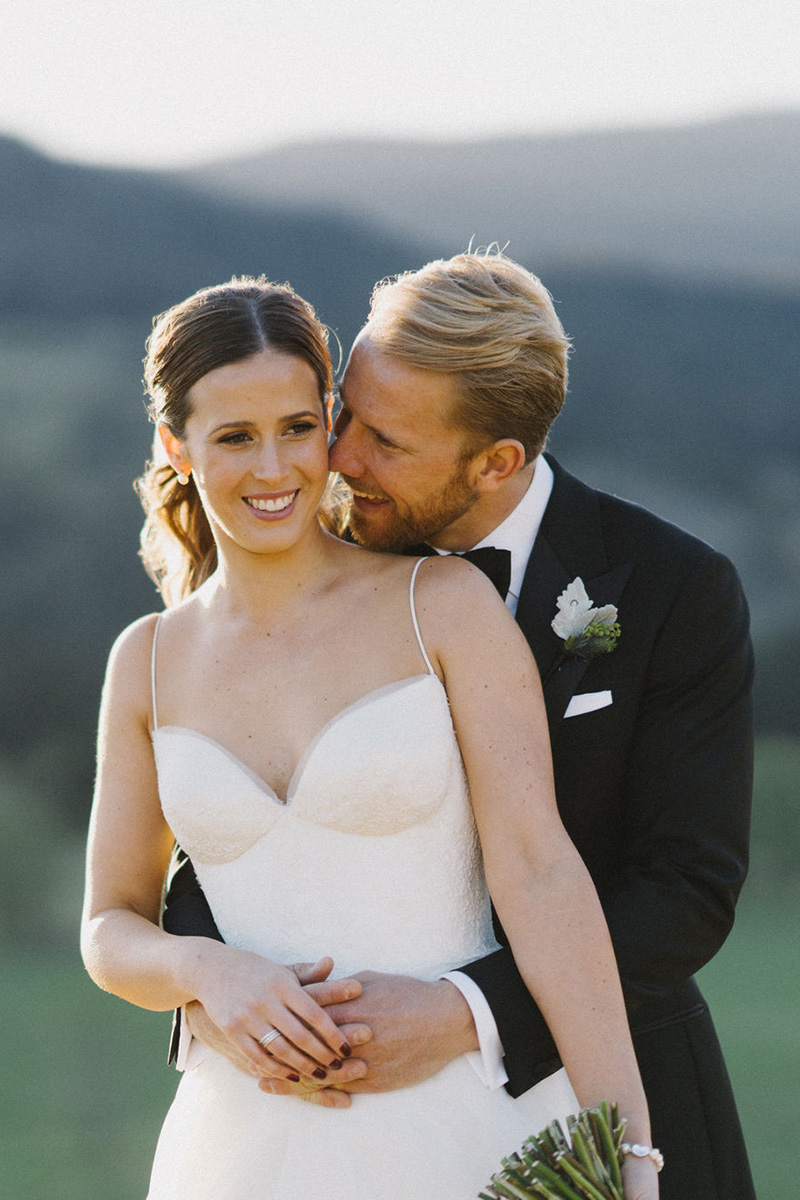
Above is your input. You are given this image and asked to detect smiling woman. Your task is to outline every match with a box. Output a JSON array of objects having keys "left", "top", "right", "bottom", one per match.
[
  {"left": 158, "top": 350, "right": 329, "bottom": 558},
  {"left": 137, "top": 277, "right": 334, "bottom": 605}
]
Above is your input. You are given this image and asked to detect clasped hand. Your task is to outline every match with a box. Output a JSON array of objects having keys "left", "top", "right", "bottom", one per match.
[
  {"left": 190, "top": 950, "right": 362, "bottom": 1086},
  {"left": 187, "top": 958, "right": 477, "bottom": 1109}
]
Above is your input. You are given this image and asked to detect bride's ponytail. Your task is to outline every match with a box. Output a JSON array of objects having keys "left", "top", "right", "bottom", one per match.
[
  {"left": 136, "top": 276, "right": 335, "bottom": 606},
  {"left": 135, "top": 456, "right": 217, "bottom": 607}
]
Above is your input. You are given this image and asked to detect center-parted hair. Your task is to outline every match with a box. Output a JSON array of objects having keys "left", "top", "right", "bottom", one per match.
[
  {"left": 137, "top": 276, "right": 334, "bottom": 606},
  {"left": 365, "top": 250, "right": 570, "bottom": 462}
]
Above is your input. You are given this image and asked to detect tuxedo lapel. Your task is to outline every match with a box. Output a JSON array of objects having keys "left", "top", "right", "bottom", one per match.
[
  {"left": 515, "top": 533, "right": 572, "bottom": 686},
  {"left": 517, "top": 457, "right": 633, "bottom": 727}
]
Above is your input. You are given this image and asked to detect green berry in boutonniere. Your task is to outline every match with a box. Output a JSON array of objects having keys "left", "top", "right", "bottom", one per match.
[
  {"left": 551, "top": 578, "right": 620, "bottom": 660},
  {"left": 480, "top": 1102, "right": 628, "bottom": 1200}
]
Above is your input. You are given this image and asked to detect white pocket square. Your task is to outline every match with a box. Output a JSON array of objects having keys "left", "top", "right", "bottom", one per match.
[{"left": 564, "top": 690, "right": 613, "bottom": 718}]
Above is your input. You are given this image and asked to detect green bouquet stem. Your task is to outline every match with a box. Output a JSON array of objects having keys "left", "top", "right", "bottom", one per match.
[{"left": 480, "top": 1103, "right": 627, "bottom": 1200}]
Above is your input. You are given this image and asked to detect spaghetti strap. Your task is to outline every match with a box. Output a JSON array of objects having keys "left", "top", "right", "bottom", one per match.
[
  {"left": 409, "top": 558, "right": 436, "bottom": 676},
  {"left": 150, "top": 614, "right": 164, "bottom": 731}
]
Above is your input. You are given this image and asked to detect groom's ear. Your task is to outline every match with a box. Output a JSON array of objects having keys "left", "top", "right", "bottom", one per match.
[{"left": 470, "top": 439, "right": 527, "bottom": 494}]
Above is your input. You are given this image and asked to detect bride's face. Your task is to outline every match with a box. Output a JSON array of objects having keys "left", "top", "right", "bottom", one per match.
[{"left": 162, "top": 348, "right": 330, "bottom": 557}]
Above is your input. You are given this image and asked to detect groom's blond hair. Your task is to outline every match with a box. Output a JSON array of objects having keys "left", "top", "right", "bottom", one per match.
[{"left": 364, "top": 249, "right": 570, "bottom": 463}]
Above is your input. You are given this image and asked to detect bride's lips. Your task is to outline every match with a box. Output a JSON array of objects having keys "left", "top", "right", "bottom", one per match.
[{"left": 243, "top": 490, "right": 299, "bottom": 520}]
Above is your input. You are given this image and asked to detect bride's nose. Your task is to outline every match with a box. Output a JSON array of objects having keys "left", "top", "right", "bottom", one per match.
[{"left": 251, "top": 437, "right": 289, "bottom": 483}]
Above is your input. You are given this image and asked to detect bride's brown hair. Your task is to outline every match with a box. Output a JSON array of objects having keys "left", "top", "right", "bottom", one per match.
[{"left": 137, "top": 276, "right": 335, "bottom": 606}]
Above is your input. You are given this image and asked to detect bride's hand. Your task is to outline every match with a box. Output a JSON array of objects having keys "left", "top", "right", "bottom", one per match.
[
  {"left": 190, "top": 947, "right": 358, "bottom": 1081},
  {"left": 622, "top": 1155, "right": 660, "bottom": 1200}
]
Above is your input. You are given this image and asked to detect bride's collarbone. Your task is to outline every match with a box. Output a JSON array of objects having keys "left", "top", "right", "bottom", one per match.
[
  {"left": 159, "top": 643, "right": 429, "bottom": 768},
  {"left": 154, "top": 571, "right": 431, "bottom": 775}
]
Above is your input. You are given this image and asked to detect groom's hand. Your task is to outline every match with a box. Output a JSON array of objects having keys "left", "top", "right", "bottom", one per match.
[
  {"left": 260, "top": 971, "right": 478, "bottom": 1102},
  {"left": 324, "top": 972, "right": 479, "bottom": 1092}
]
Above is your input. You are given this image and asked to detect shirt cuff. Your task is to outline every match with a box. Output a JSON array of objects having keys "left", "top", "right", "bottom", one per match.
[
  {"left": 175, "top": 1006, "right": 193, "bottom": 1071},
  {"left": 442, "top": 970, "right": 508, "bottom": 1090}
]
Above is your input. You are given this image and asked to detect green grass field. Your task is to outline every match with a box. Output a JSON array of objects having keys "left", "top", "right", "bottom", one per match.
[
  {"left": 1, "top": 897, "right": 794, "bottom": 1198},
  {"left": 696, "top": 898, "right": 800, "bottom": 1199}
]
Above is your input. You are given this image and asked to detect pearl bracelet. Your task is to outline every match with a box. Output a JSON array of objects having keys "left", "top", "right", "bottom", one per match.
[{"left": 620, "top": 1143, "right": 665, "bottom": 1172}]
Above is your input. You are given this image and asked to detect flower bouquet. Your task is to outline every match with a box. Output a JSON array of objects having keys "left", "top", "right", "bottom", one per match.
[{"left": 480, "top": 1103, "right": 627, "bottom": 1200}]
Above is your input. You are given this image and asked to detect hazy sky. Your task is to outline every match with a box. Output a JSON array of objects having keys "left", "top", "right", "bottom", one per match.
[{"left": 5, "top": 0, "right": 799, "bottom": 167}]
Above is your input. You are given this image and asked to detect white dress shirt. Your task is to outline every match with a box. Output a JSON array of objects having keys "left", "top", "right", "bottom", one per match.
[{"left": 436, "top": 455, "right": 554, "bottom": 1088}]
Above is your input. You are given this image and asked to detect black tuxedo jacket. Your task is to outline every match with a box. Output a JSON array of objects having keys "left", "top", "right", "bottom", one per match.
[
  {"left": 457, "top": 456, "right": 755, "bottom": 1198},
  {"left": 162, "top": 456, "right": 755, "bottom": 1198}
]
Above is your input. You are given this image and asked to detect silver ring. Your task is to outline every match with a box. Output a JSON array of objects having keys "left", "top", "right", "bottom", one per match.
[{"left": 258, "top": 1028, "right": 282, "bottom": 1049}]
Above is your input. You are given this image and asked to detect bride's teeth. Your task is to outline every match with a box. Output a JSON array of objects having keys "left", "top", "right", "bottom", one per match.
[{"left": 250, "top": 493, "right": 295, "bottom": 512}]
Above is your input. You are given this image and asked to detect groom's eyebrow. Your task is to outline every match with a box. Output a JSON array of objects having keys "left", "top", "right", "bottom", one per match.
[
  {"left": 367, "top": 421, "right": 412, "bottom": 451},
  {"left": 338, "top": 384, "right": 412, "bottom": 451}
]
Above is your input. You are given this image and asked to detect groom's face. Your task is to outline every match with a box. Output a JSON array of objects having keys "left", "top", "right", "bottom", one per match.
[{"left": 330, "top": 336, "right": 481, "bottom": 552}]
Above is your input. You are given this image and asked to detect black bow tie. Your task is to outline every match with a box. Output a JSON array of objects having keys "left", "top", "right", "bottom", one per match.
[
  {"left": 402, "top": 543, "right": 511, "bottom": 599},
  {"left": 457, "top": 547, "right": 512, "bottom": 599}
]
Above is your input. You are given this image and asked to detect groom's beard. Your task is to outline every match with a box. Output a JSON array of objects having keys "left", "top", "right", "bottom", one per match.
[{"left": 342, "top": 466, "right": 480, "bottom": 553}]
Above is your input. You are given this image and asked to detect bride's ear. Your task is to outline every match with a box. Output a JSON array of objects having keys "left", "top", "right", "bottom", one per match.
[{"left": 158, "top": 423, "right": 192, "bottom": 483}]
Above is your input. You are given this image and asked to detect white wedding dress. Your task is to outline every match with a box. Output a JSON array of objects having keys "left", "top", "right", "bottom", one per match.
[{"left": 146, "top": 562, "right": 577, "bottom": 1199}]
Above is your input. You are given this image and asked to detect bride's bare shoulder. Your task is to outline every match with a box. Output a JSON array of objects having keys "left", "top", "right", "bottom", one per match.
[
  {"left": 327, "top": 540, "right": 502, "bottom": 622},
  {"left": 412, "top": 552, "right": 501, "bottom": 603},
  {"left": 104, "top": 592, "right": 201, "bottom": 683},
  {"left": 107, "top": 611, "right": 160, "bottom": 666},
  {"left": 410, "top": 555, "right": 518, "bottom": 661}
]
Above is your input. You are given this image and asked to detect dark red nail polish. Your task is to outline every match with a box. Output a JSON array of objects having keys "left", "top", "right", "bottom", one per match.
[
  {"left": 288, "top": 1073, "right": 300, "bottom": 1082},
  {"left": 340, "top": 1043, "right": 352, "bottom": 1058},
  {"left": 313, "top": 1067, "right": 327, "bottom": 1080}
]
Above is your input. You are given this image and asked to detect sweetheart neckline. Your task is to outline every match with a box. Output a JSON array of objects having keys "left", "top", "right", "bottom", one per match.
[{"left": 153, "top": 672, "right": 445, "bottom": 806}]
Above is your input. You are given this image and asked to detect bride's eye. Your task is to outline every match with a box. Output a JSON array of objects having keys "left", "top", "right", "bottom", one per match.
[{"left": 218, "top": 431, "right": 252, "bottom": 445}]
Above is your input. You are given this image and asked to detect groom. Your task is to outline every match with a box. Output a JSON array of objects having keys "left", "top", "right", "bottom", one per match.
[{"left": 164, "top": 251, "right": 755, "bottom": 1199}]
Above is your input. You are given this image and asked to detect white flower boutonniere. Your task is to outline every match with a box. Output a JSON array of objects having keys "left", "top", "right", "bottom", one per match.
[{"left": 551, "top": 577, "right": 621, "bottom": 659}]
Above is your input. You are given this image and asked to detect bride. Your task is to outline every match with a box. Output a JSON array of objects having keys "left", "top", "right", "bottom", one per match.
[{"left": 81, "top": 277, "right": 658, "bottom": 1199}]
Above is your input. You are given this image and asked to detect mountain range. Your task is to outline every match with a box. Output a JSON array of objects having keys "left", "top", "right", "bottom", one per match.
[{"left": 180, "top": 111, "right": 800, "bottom": 289}]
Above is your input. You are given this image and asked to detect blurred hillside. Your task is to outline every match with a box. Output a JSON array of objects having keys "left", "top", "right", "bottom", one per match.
[
  {"left": 182, "top": 111, "right": 800, "bottom": 288},
  {"left": 1, "top": 127, "right": 798, "bottom": 849},
  {"left": 0, "top": 135, "right": 423, "bottom": 329}
]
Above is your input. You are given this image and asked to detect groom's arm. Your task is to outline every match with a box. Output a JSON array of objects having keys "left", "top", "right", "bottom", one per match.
[
  {"left": 161, "top": 851, "right": 223, "bottom": 1064},
  {"left": 161, "top": 850, "right": 223, "bottom": 941},
  {"left": 460, "top": 547, "right": 754, "bottom": 1095}
]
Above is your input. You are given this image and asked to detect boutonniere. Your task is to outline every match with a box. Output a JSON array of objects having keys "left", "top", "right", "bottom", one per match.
[{"left": 551, "top": 577, "right": 621, "bottom": 659}]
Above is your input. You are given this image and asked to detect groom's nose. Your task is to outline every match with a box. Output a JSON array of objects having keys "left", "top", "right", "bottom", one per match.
[{"left": 329, "top": 415, "right": 365, "bottom": 479}]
